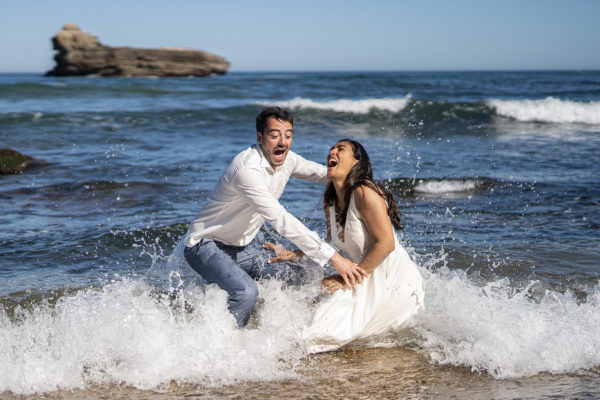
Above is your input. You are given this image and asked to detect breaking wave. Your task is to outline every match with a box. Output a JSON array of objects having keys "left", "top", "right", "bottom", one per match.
[
  {"left": 3, "top": 260, "right": 600, "bottom": 394},
  {"left": 414, "top": 266, "right": 600, "bottom": 379},
  {"left": 488, "top": 97, "right": 600, "bottom": 125},
  {"left": 259, "top": 95, "right": 412, "bottom": 114}
]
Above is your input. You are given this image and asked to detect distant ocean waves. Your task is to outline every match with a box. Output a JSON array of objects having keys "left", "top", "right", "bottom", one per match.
[
  {"left": 260, "top": 96, "right": 600, "bottom": 126},
  {"left": 487, "top": 97, "right": 600, "bottom": 125},
  {"left": 264, "top": 95, "right": 413, "bottom": 114},
  {"left": 3, "top": 81, "right": 600, "bottom": 129},
  {"left": 387, "top": 176, "right": 501, "bottom": 198}
]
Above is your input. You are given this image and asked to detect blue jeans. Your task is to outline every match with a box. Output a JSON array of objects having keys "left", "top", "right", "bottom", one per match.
[{"left": 184, "top": 237, "right": 304, "bottom": 327}]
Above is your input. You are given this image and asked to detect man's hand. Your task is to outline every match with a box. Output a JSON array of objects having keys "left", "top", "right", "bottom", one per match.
[
  {"left": 329, "top": 252, "right": 368, "bottom": 287},
  {"left": 262, "top": 242, "right": 303, "bottom": 264}
]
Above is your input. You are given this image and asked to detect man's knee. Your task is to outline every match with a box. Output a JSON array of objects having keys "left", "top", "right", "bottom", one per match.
[{"left": 233, "top": 282, "right": 259, "bottom": 307}]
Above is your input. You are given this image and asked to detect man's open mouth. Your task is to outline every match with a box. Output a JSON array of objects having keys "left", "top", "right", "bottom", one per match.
[{"left": 274, "top": 149, "right": 286, "bottom": 156}]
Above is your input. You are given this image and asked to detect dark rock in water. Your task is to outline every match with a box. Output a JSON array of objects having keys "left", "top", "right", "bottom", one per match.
[
  {"left": 0, "top": 148, "right": 41, "bottom": 174},
  {"left": 46, "top": 24, "right": 230, "bottom": 77}
]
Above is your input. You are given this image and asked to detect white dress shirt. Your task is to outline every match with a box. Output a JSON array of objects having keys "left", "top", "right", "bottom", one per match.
[{"left": 185, "top": 145, "right": 335, "bottom": 266}]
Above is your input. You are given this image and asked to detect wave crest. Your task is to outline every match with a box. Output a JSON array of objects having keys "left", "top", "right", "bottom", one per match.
[
  {"left": 259, "top": 95, "right": 412, "bottom": 114},
  {"left": 488, "top": 97, "right": 600, "bottom": 125}
]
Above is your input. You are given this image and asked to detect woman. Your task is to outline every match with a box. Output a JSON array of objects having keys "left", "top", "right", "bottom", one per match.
[{"left": 265, "top": 139, "right": 424, "bottom": 352}]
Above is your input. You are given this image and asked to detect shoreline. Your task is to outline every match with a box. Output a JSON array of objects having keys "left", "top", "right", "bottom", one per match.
[{"left": 3, "top": 347, "right": 597, "bottom": 399}]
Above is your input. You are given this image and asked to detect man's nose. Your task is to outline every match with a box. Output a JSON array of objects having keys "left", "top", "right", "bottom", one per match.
[{"left": 277, "top": 135, "right": 286, "bottom": 145}]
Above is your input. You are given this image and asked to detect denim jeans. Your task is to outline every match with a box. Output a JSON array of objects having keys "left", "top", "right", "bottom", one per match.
[{"left": 184, "top": 237, "right": 305, "bottom": 327}]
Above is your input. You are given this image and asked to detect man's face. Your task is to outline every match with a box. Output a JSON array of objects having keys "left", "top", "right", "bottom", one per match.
[{"left": 257, "top": 117, "right": 293, "bottom": 169}]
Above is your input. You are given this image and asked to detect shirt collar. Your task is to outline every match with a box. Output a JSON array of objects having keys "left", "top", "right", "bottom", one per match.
[{"left": 253, "top": 144, "right": 276, "bottom": 173}]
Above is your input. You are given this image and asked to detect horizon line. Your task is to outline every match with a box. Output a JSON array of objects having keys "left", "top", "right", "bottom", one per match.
[{"left": 1, "top": 68, "right": 599, "bottom": 75}]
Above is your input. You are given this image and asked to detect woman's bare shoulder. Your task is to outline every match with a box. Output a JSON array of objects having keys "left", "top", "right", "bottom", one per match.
[{"left": 353, "top": 184, "right": 386, "bottom": 210}]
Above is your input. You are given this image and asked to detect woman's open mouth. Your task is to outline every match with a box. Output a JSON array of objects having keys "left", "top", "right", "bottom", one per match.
[{"left": 327, "top": 158, "right": 338, "bottom": 168}]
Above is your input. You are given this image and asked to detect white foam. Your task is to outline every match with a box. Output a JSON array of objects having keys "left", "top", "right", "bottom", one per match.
[
  {"left": 412, "top": 267, "right": 600, "bottom": 379},
  {"left": 414, "top": 179, "right": 478, "bottom": 194},
  {"left": 0, "top": 278, "right": 315, "bottom": 395},
  {"left": 488, "top": 97, "right": 600, "bottom": 125},
  {"left": 3, "top": 251, "right": 600, "bottom": 393},
  {"left": 259, "top": 95, "right": 412, "bottom": 114}
]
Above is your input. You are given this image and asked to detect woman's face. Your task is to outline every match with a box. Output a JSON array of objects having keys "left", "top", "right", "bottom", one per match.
[{"left": 327, "top": 141, "right": 358, "bottom": 181}]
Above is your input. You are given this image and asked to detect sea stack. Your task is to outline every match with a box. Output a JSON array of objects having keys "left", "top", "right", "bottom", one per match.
[{"left": 46, "top": 24, "right": 230, "bottom": 77}]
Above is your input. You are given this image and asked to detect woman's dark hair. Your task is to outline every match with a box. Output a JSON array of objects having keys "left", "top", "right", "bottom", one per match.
[
  {"left": 324, "top": 139, "right": 402, "bottom": 230},
  {"left": 256, "top": 107, "right": 294, "bottom": 134}
]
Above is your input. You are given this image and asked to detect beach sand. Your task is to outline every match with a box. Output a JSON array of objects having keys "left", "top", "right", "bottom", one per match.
[{"left": 3, "top": 346, "right": 596, "bottom": 399}]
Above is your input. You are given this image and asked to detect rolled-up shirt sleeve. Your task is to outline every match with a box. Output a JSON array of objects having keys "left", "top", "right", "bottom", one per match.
[
  {"left": 234, "top": 166, "right": 335, "bottom": 266},
  {"left": 291, "top": 155, "right": 329, "bottom": 186}
]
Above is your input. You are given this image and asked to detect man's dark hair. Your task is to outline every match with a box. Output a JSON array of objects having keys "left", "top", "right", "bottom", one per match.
[{"left": 256, "top": 107, "right": 294, "bottom": 134}]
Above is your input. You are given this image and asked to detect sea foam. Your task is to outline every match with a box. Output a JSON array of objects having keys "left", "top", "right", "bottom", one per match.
[
  {"left": 259, "top": 95, "right": 412, "bottom": 114},
  {"left": 488, "top": 97, "right": 600, "bottom": 125},
  {"left": 0, "top": 278, "right": 315, "bottom": 395},
  {"left": 413, "top": 266, "right": 600, "bottom": 379},
  {"left": 3, "top": 256, "right": 600, "bottom": 394},
  {"left": 414, "top": 179, "right": 478, "bottom": 195}
]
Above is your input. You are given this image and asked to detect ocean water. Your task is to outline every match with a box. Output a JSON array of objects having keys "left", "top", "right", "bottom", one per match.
[{"left": 1, "top": 71, "right": 599, "bottom": 398}]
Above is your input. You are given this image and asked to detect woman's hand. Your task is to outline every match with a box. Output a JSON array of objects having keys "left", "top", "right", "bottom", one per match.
[
  {"left": 262, "top": 242, "right": 303, "bottom": 264},
  {"left": 321, "top": 274, "right": 348, "bottom": 293}
]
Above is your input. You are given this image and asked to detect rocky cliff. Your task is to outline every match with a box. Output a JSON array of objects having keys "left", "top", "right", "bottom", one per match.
[{"left": 46, "top": 24, "right": 230, "bottom": 77}]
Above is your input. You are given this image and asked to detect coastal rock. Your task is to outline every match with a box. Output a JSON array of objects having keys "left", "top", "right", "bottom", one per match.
[
  {"left": 46, "top": 24, "right": 230, "bottom": 77},
  {"left": 0, "top": 148, "right": 40, "bottom": 175}
]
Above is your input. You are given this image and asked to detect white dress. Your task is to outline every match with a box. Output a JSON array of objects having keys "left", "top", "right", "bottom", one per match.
[{"left": 304, "top": 193, "right": 424, "bottom": 353}]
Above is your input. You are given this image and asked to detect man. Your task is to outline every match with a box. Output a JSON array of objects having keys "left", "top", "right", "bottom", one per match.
[{"left": 184, "top": 106, "right": 366, "bottom": 327}]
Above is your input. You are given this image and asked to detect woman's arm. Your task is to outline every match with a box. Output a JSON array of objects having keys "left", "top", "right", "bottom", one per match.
[
  {"left": 320, "top": 185, "right": 396, "bottom": 292},
  {"left": 353, "top": 185, "right": 396, "bottom": 275}
]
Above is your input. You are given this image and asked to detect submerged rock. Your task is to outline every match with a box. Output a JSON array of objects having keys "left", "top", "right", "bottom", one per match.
[
  {"left": 46, "top": 24, "right": 230, "bottom": 77},
  {"left": 0, "top": 148, "right": 40, "bottom": 174}
]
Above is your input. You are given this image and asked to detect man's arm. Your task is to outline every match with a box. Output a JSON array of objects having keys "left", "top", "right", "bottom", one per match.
[
  {"left": 289, "top": 152, "right": 329, "bottom": 186},
  {"left": 234, "top": 166, "right": 366, "bottom": 284},
  {"left": 234, "top": 165, "right": 333, "bottom": 265}
]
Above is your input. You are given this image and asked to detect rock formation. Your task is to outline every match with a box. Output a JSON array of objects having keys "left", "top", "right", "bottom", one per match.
[
  {"left": 0, "top": 148, "right": 41, "bottom": 175},
  {"left": 46, "top": 24, "right": 230, "bottom": 77}
]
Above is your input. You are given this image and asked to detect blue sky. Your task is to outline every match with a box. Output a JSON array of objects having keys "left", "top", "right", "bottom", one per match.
[{"left": 1, "top": 0, "right": 599, "bottom": 72}]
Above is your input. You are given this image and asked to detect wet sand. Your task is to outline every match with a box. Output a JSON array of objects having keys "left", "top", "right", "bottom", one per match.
[{"left": 3, "top": 346, "right": 598, "bottom": 399}]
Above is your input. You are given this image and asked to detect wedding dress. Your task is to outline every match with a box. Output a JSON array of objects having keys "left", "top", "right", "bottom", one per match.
[{"left": 304, "top": 193, "right": 424, "bottom": 352}]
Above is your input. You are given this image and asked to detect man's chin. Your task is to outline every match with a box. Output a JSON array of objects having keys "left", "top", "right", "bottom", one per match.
[{"left": 271, "top": 159, "right": 285, "bottom": 168}]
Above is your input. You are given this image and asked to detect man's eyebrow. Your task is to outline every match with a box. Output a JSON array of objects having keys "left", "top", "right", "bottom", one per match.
[{"left": 266, "top": 128, "right": 293, "bottom": 133}]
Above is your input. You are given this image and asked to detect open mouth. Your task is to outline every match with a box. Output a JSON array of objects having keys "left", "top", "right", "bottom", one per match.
[
  {"left": 327, "top": 158, "right": 338, "bottom": 168},
  {"left": 272, "top": 148, "right": 287, "bottom": 162}
]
